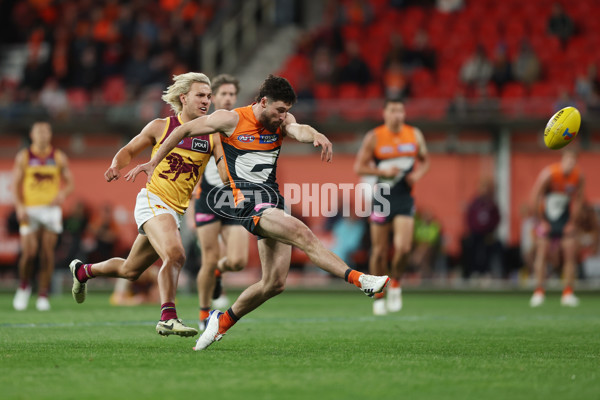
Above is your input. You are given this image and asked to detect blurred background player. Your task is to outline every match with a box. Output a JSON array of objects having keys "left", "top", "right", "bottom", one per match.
[
  {"left": 194, "top": 74, "right": 249, "bottom": 330},
  {"left": 68, "top": 72, "right": 224, "bottom": 337},
  {"left": 355, "top": 98, "right": 430, "bottom": 315},
  {"left": 530, "top": 148, "right": 583, "bottom": 307},
  {"left": 12, "top": 122, "right": 74, "bottom": 311}
]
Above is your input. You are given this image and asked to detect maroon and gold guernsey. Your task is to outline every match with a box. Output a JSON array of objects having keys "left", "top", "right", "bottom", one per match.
[
  {"left": 147, "top": 115, "right": 213, "bottom": 214},
  {"left": 22, "top": 147, "right": 61, "bottom": 206}
]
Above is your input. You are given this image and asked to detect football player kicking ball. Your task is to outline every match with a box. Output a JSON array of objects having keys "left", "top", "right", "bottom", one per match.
[
  {"left": 126, "top": 75, "right": 390, "bottom": 350},
  {"left": 69, "top": 72, "right": 225, "bottom": 337}
]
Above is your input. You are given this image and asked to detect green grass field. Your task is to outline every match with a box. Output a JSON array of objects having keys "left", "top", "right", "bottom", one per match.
[{"left": 1, "top": 290, "right": 599, "bottom": 400}]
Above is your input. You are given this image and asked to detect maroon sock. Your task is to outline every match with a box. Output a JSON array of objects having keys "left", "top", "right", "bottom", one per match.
[
  {"left": 19, "top": 281, "right": 30, "bottom": 290},
  {"left": 38, "top": 289, "right": 48, "bottom": 298},
  {"left": 160, "top": 302, "right": 177, "bottom": 321},
  {"left": 76, "top": 264, "right": 95, "bottom": 283}
]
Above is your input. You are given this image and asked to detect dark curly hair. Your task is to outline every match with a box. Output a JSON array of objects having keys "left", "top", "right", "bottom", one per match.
[{"left": 255, "top": 75, "right": 297, "bottom": 105}]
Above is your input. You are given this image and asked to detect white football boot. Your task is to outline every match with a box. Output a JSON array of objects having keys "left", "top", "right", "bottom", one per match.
[
  {"left": 373, "top": 298, "right": 387, "bottom": 315},
  {"left": 36, "top": 296, "right": 51, "bottom": 311},
  {"left": 13, "top": 286, "right": 32, "bottom": 311},
  {"left": 358, "top": 274, "right": 390, "bottom": 297},
  {"left": 194, "top": 310, "right": 224, "bottom": 350},
  {"left": 387, "top": 287, "right": 403, "bottom": 312},
  {"left": 69, "top": 259, "right": 87, "bottom": 304},
  {"left": 529, "top": 290, "right": 545, "bottom": 307},
  {"left": 156, "top": 319, "right": 198, "bottom": 337},
  {"left": 560, "top": 293, "right": 580, "bottom": 307}
]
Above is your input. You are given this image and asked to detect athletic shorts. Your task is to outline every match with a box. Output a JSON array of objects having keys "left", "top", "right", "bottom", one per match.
[
  {"left": 194, "top": 190, "right": 241, "bottom": 228},
  {"left": 369, "top": 193, "right": 415, "bottom": 224},
  {"left": 232, "top": 187, "right": 285, "bottom": 236},
  {"left": 134, "top": 188, "right": 183, "bottom": 235},
  {"left": 19, "top": 205, "right": 63, "bottom": 235}
]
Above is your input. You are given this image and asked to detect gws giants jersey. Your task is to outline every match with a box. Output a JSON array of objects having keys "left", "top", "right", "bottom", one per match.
[
  {"left": 221, "top": 105, "right": 283, "bottom": 204},
  {"left": 372, "top": 123, "right": 419, "bottom": 196}
]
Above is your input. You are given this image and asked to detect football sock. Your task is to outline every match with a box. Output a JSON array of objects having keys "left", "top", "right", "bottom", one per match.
[
  {"left": 374, "top": 292, "right": 385, "bottom": 299},
  {"left": 214, "top": 269, "right": 222, "bottom": 278},
  {"left": 19, "top": 280, "right": 29, "bottom": 290},
  {"left": 76, "top": 264, "right": 95, "bottom": 283},
  {"left": 160, "top": 302, "right": 178, "bottom": 321},
  {"left": 200, "top": 307, "right": 210, "bottom": 321},
  {"left": 344, "top": 268, "right": 364, "bottom": 288},
  {"left": 38, "top": 289, "right": 48, "bottom": 298},
  {"left": 562, "top": 286, "right": 573, "bottom": 295},
  {"left": 218, "top": 307, "right": 239, "bottom": 334},
  {"left": 534, "top": 287, "right": 545, "bottom": 294},
  {"left": 390, "top": 279, "right": 400, "bottom": 288}
]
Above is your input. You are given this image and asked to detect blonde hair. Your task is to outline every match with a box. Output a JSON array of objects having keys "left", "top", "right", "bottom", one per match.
[{"left": 162, "top": 72, "right": 211, "bottom": 114}]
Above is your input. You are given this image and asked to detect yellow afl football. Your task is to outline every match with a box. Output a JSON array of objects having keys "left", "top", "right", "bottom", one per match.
[{"left": 543, "top": 106, "right": 581, "bottom": 150}]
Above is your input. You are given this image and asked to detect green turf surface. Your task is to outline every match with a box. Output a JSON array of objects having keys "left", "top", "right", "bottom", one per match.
[{"left": 1, "top": 291, "right": 599, "bottom": 400}]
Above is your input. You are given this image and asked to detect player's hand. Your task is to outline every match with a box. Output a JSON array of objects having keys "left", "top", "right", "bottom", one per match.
[
  {"left": 381, "top": 167, "right": 401, "bottom": 178},
  {"left": 50, "top": 191, "right": 66, "bottom": 206},
  {"left": 15, "top": 204, "right": 28, "bottom": 224},
  {"left": 104, "top": 167, "right": 121, "bottom": 182},
  {"left": 124, "top": 161, "right": 156, "bottom": 183},
  {"left": 313, "top": 133, "right": 333, "bottom": 162}
]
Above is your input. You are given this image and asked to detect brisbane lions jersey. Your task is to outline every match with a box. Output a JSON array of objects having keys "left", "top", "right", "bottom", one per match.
[
  {"left": 147, "top": 114, "right": 213, "bottom": 214},
  {"left": 22, "top": 147, "right": 61, "bottom": 206}
]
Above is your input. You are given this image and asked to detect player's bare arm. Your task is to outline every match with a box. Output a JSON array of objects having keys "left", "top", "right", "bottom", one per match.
[
  {"left": 12, "top": 150, "right": 27, "bottom": 223},
  {"left": 283, "top": 113, "right": 332, "bottom": 162},
  {"left": 354, "top": 131, "right": 399, "bottom": 178},
  {"left": 406, "top": 128, "right": 430, "bottom": 186},
  {"left": 104, "top": 119, "right": 165, "bottom": 182},
  {"left": 212, "top": 133, "right": 230, "bottom": 184},
  {"left": 125, "top": 110, "right": 239, "bottom": 183},
  {"left": 52, "top": 150, "right": 75, "bottom": 206},
  {"left": 530, "top": 167, "right": 551, "bottom": 218}
]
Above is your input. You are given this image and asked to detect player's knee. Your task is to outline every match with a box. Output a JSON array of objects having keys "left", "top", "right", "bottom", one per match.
[
  {"left": 371, "top": 244, "right": 388, "bottom": 259},
  {"left": 264, "top": 278, "right": 286, "bottom": 297},
  {"left": 395, "top": 243, "right": 411, "bottom": 256},
  {"left": 165, "top": 248, "right": 186, "bottom": 269},
  {"left": 228, "top": 256, "right": 246, "bottom": 271},
  {"left": 122, "top": 268, "right": 143, "bottom": 281}
]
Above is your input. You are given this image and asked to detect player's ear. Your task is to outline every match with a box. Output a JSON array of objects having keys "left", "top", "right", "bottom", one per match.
[{"left": 260, "top": 97, "right": 268, "bottom": 108}]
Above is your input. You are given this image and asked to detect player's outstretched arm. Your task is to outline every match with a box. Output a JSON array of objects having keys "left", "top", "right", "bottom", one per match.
[
  {"left": 284, "top": 114, "right": 332, "bottom": 162},
  {"left": 125, "top": 110, "right": 238, "bottom": 183},
  {"left": 104, "top": 119, "right": 163, "bottom": 182}
]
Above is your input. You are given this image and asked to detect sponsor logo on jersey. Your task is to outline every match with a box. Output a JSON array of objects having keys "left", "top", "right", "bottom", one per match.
[
  {"left": 191, "top": 138, "right": 209, "bottom": 152},
  {"left": 379, "top": 146, "right": 394, "bottom": 154},
  {"left": 238, "top": 134, "right": 255, "bottom": 143},
  {"left": 259, "top": 134, "right": 279, "bottom": 144},
  {"left": 397, "top": 143, "right": 416, "bottom": 153}
]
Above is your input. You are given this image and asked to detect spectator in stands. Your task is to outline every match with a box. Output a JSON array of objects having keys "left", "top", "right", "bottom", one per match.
[
  {"left": 513, "top": 40, "right": 540, "bottom": 86},
  {"left": 384, "top": 33, "right": 408, "bottom": 70},
  {"left": 409, "top": 210, "right": 442, "bottom": 280},
  {"left": 383, "top": 60, "right": 407, "bottom": 99},
  {"left": 460, "top": 45, "right": 492, "bottom": 88},
  {"left": 406, "top": 29, "right": 436, "bottom": 71},
  {"left": 574, "top": 64, "right": 600, "bottom": 104},
  {"left": 69, "top": 45, "right": 101, "bottom": 89},
  {"left": 87, "top": 204, "right": 119, "bottom": 264},
  {"left": 576, "top": 201, "right": 599, "bottom": 265},
  {"left": 490, "top": 46, "right": 513, "bottom": 91},
  {"left": 436, "top": 0, "right": 464, "bottom": 13},
  {"left": 39, "top": 78, "right": 69, "bottom": 119},
  {"left": 547, "top": 2, "right": 574, "bottom": 47},
  {"left": 462, "top": 177, "right": 501, "bottom": 280},
  {"left": 312, "top": 45, "right": 337, "bottom": 83},
  {"left": 57, "top": 200, "right": 90, "bottom": 269},
  {"left": 338, "top": 41, "right": 371, "bottom": 85}
]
